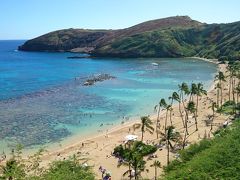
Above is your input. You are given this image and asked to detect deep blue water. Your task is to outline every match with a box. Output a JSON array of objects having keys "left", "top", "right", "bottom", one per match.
[{"left": 0, "top": 40, "right": 217, "bottom": 151}]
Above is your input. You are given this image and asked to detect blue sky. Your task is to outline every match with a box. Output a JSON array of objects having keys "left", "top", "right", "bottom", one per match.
[{"left": 1, "top": 0, "right": 239, "bottom": 39}]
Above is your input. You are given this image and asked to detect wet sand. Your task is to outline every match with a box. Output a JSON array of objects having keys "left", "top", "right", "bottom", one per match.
[
  {"left": 1, "top": 59, "right": 230, "bottom": 179},
  {"left": 36, "top": 60, "right": 230, "bottom": 179}
]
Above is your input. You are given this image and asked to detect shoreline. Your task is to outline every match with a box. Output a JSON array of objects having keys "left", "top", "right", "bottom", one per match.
[
  {"left": 20, "top": 56, "right": 218, "bottom": 156},
  {"left": 31, "top": 57, "right": 218, "bottom": 155},
  {"left": 38, "top": 57, "right": 225, "bottom": 178},
  {"left": 42, "top": 59, "right": 216, "bottom": 149},
  {"left": 1, "top": 57, "right": 225, "bottom": 179}
]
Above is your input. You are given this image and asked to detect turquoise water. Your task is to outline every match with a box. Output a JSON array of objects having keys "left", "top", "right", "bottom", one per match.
[{"left": 0, "top": 40, "right": 217, "bottom": 152}]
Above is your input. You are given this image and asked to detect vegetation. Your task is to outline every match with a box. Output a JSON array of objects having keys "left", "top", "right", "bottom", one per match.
[
  {"left": 0, "top": 148, "right": 95, "bottom": 180},
  {"left": 114, "top": 141, "right": 157, "bottom": 179},
  {"left": 163, "top": 119, "right": 240, "bottom": 179},
  {"left": 19, "top": 16, "right": 240, "bottom": 60},
  {"left": 133, "top": 116, "right": 154, "bottom": 141},
  {"left": 160, "top": 126, "right": 181, "bottom": 165},
  {"left": 113, "top": 141, "right": 157, "bottom": 160},
  {"left": 150, "top": 160, "right": 161, "bottom": 180},
  {"left": 162, "top": 61, "right": 240, "bottom": 179}
]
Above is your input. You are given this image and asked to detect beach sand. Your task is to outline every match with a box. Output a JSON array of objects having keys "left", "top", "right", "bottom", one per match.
[{"left": 3, "top": 60, "right": 230, "bottom": 180}]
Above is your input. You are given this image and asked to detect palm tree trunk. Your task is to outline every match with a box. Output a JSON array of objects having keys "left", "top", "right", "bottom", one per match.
[
  {"left": 181, "top": 92, "right": 189, "bottom": 132},
  {"left": 129, "top": 163, "right": 132, "bottom": 180},
  {"left": 229, "top": 76, "right": 232, "bottom": 101},
  {"left": 196, "top": 95, "right": 199, "bottom": 117},
  {"left": 165, "top": 110, "right": 168, "bottom": 134},
  {"left": 217, "top": 88, "right": 219, "bottom": 108},
  {"left": 220, "top": 80, "right": 223, "bottom": 106},
  {"left": 155, "top": 166, "right": 157, "bottom": 180},
  {"left": 182, "top": 125, "right": 187, "bottom": 149},
  {"left": 134, "top": 164, "right": 137, "bottom": 180},
  {"left": 179, "top": 102, "right": 185, "bottom": 128},
  {"left": 233, "top": 78, "right": 236, "bottom": 102},
  {"left": 194, "top": 112, "right": 198, "bottom": 131},
  {"left": 212, "top": 108, "right": 215, "bottom": 122},
  {"left": 170, "top": 100, "right": 173, "bottom": 126},
  {"left": 169, "top": 109, "right": 173, "bottom": 126},
  {"left": 167, "top": 139, "right": 170, "bottom": 165},
  {"left": 237, "top": 92, "right": 239, "bottom": 104},
  {"left": 156, "top": 106, "right": 161, "bottom": 139}
]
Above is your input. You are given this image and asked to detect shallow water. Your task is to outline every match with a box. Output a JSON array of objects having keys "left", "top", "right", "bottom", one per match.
[{"left": 0, "top": 40, "right": 217, "bottom": 152}]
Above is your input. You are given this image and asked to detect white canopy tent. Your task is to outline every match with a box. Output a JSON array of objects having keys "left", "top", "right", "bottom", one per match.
[{"left": 125, "top": 135, "right": 138, "bottom": 142}]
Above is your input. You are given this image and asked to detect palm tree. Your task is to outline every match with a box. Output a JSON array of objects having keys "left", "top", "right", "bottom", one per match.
[
  {"left": 227, "top": 64, "right": 234, "bottom": 101},
  {"left": 163, "top": 126, "right": 181, "bottom": 165},
  {"left": 165, "top": 105, "right": 172, "bottom": 134},
  {"left": 131, "top": 153, "right": 145, "bottom": 180},
  {"left": 215, "top": 71, "right": 225, "bottom": 106},
  {"left": 209, "top": 101, "right": 217, "bottom": 121},
  {"left": 172, "top": 92, "right": 185, "bottom": 128},
  {"left": 178, "top": 82, "right": 190, "bottom": 133},
  {"left": 134, "top": 116, "right": 154, "bottom": 141},
  {"left": 122, "top": 149, "right": 145, "bottom": 180},
  {"left": 186, "top": 101, "right": 198, "bottom": 131},
  {"left": 215, "top": 82, "right": 221, "bottom": 108},
  {"left": 154, "top": 98, "right": 167, "bottom": 139},
  {"left": 189, "top": 83, "right": 198, "bottom": 103},
  {"left": 236, "top": 83, "right": 240, "bottom": 104},
  {"left": 195, "top": 83, "right": 207, "bottom": 116},
  {"left": 150, "top": 160, "right": 161, "bottom": 180}
]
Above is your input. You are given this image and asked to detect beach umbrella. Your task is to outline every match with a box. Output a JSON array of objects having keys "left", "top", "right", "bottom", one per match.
[{"left": 125, "top": 135, "right": 138, "bottom": 141}]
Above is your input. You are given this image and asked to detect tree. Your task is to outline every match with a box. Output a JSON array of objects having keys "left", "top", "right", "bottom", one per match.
[
  {"left": 209, "top": 101, "right": 217, "bottom": 122},
  {"left": 165, "top": 105, "right": 172, "bottom": 134},
  {"left": 134, "top": 116, "right": 154, "bottom": 141},
  {"left": 178, "top": 83, "right": 190, "bottom": 135},
  {"left": 154, "top": 98, "right": 167, "bottom": 139},
  {"left": 195, "top": 83, "right": 207, "bottom": 116},
  {"left": 163, "top": 126, "right": 181, "bottom": 165},
  {"left": 189, "top": 83, "right": 198, "bottom": 103},
  {"left": 0, "top": 146, "right": 26, "bottom": 180},
  {"left": 215, "top": 71, "right": 225, "bottom": 106},
  {"left": 150, "top": 160, "right": 161, "bottom": 180},
  {"left": 236, "top": 83, "right": 240, "bottom": 104},
  {"left": 215, "top": 82, "right": 221, "bottom": 108},
  {"left": 171, "top": 92, "right": 185, "bottom": 128},
  {"left": 186, "top": 101, "right": 198, "bottom": 131},
  {"left": 120, "top": 143, "right": 147, "bottom": 180}
]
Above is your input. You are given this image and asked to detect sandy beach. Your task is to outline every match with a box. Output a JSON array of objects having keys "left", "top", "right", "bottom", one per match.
[
  {"left": 27, "top": 58, "right": 228, "bottom": 180},
  {"left": 0, "top": 58, "right": 229, "bottom": 180}
]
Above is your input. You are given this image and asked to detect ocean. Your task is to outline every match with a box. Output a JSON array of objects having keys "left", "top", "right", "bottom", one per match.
[{"left": 0, "top": 40, "right": 217, "bottom": 153}]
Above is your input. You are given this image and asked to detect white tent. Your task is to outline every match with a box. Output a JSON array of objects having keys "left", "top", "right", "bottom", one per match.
[{"left": 125, "top": 135, "right": 138, "bottom": 141}]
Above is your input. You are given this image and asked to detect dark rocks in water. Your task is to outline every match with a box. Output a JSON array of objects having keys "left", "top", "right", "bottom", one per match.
[
  {"left": 67, "top": 56, "right": 90, "bottom": 59},
  {"left": 83, "top": 74, "right": 116, "bottom": 86},
  {"left": 67, "top": 56, "right": 94, "bottom": 59}
]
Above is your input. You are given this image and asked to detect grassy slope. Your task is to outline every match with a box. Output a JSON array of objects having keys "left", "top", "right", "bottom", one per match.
[
  {"left": 19, "top": 16, "right": 240, "bottom": 59},
  {"left": 95, "top": 22, "right": 240, "bottom": 59},
  {"left": 19, "top": 29, "right": 107, "bottom": 51},
  {"left": 162, "top": 119, "right": 240, "bottom": 179}
]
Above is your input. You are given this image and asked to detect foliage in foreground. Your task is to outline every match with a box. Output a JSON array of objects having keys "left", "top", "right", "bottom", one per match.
[
  {"left": 0, "top": 150, "right": 95, "bottom": 180},
  {"left": 162, "top": 119, "right": 240, "bottom": 179},
  {"left": 113, "top": 141, "right": 157, "bottom": 160}
]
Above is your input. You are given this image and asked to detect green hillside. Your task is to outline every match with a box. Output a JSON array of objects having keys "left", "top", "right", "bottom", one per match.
[
  {"left": 19, "top": 16, "right": 240, "bottom": 60},
  {"left": 94, "top": 22, "right": 240, "bottom": 59},
  {"left": 163, "top": 119, "right": 240, "bottom": 179}
]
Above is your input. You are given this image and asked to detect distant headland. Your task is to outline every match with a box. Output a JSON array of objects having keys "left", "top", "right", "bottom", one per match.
[{"left": 18, "top": 16, "right": 240, "bottom": 60}]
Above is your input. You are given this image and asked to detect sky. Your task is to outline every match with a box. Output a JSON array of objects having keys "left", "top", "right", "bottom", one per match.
[{"left": 1, "top": 0, "right": 240, "bottom": 40}]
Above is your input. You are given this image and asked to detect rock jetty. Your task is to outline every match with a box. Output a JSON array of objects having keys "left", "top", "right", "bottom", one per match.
[{"left": 83, "top": 74, "right": 116, "bottom": 86}]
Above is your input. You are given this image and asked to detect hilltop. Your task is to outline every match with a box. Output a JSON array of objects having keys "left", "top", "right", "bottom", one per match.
[{"left": 19, "top": 16, "right": 240, "bottom": 59}]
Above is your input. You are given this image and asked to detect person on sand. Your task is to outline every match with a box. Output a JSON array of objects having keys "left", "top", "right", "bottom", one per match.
[{"left": 103, "top": 172, "right": 112, "bottom": 180}]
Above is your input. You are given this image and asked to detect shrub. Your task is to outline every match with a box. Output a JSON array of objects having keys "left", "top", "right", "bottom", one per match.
[{"left": 163, "top": 120, "right": 240, "bottom": 179}]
